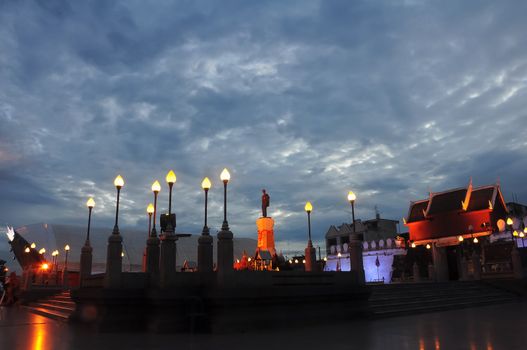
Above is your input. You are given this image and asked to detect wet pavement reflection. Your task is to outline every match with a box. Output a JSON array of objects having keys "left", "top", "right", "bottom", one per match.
[{"left": 1, "top": 301, "right": 525, "bottom": 350}]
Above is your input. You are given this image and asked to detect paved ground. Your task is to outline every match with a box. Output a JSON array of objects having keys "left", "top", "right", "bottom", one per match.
[{"left": 1, "top": 302, "right": 525, "bottom": 350}]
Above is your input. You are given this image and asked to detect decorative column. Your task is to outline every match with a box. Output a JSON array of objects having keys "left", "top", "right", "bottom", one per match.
[
  {"left": 413, "top": 262, "right": 421, "bottom": 282},
  {"left": 80, "top": 197, "right": 95, "bottom": 286},
  {"left": 105, "top": 175, "right": 124, "bottom": 288},
  {"left": 432, "top": 243, "right": 449, "bottom": 282},
  {"left": 217, "top": 168, "right": 234, "bottom": 274},
  {"left": 349, "top": 233, "right": 365, "bottom": 284},
  {"left": 159, "top": 171, "right": 177, "bottom": 286},
  {"left": 198, "top": 177, "right": 213, "bottom": 272}
]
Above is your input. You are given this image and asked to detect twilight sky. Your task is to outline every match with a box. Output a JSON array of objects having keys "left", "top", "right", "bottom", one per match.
[{"left": 1, "top": 0, "right": 526, "bottom": 251}]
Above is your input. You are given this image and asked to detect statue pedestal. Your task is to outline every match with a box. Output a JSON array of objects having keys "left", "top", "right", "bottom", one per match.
[{"left": 256, "top": 217, "right": 276, "bottom": 256}]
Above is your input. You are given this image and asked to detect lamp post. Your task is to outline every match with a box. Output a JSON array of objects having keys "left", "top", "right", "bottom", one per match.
[
  {"left": 80, "top": 197, "right": 95, "bottom": 286},
  {"left": 166, "top": 170, "right": 176, "bottom": 227},
  {"left": 217, "top": 168, "right": 234, "bottom": 275},
  {"left": 347, "top": 191, "right": 356, "bottom": 234},
  {"left": 221, "top": 168, "right": 230, "bottom": 230},
  {"left": 159, "top": 171, "right": 177, "bottom": 286},
  {"left": 64, "top": 245, "right": 70, "bottom": 271},
  {"left": 198, "top": 177, "right": 213, "bottom": 272},
  {"left": 146, "top": 181, "right": 161, "bottom": 276},
  {"left": 507, "top": 217, "right": 524, "bottom": 279},
  {"left": 347, "top": 191, "right": 365, "bottom": 283},
  {"left": 304, "top": 201, "right": 317, "bottom": 272},
  {"left": 105, "top": 175, "right": 124, "bottom": 288},
  {"left": 147, "top": 203, "right": 154, "bottom": 237},
  {"left": 151, "top": 180, "right": 161, "bottom": 236}
]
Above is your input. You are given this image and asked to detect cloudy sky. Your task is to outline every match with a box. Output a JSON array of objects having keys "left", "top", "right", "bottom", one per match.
[{"left": 1, "top": 0, "right": 526, "bottom": 252}]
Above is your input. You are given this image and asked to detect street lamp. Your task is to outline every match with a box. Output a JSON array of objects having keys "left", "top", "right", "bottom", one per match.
[
  {"left": 113, "top": 175, "right": 125, "bottom": 234},
  {"left": 24, "top": 247, "right": 30, "bottom": 253},
  {"left": 305, "top": 201, "right": 313, "bottom": 242},
  {"left": 147, "top": 203, "right": 154, "bottom": 237},
  {"left": 64, "top": 244, "right": 70, "bottom": 271},
  {"left": 304, "top": 201, "right": 317, "bottom": 272},
  {"left": 201, "top": 177, "right": 211, "bottom": 231},
  {"left": 165, "top": 170, "right": 176, "bottom": 215},
  {"left": 30, "top": 243, "right": 36, "bottom": 249},
  {"left": 347, "top": 191, "right": 357, "bottom": 234},
  {"left": 151, "top": 180, "right": 161, "bottom": 236},
  {"left": 220, "top": 168, "right": 231, "bottom": 230},
  {"left": 86, "top": 197, "right": 95, "bottom": 243}
]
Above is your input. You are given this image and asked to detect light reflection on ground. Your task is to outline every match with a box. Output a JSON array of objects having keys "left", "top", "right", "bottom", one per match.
[{"left": 0, "top": 302, "right": 525, "bottom": 350}]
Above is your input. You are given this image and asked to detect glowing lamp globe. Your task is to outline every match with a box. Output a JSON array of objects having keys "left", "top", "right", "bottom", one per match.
[
  {"left": 458, "top": 236, "right": 464, "bottom": 242},
  {"left": 524, "top": 227, "right": 527, "bottom": 233},
  {"left": 520, "top": 232, "right": 525, "bottom": 238},
  {"left": 201, "top": 177, "right": 212, "bottom": 190},
  {"left": 304, "top": 201, "right": 313, "bottom": 213},
  {"left": 147, "top": 203, "right": 154, "bottom": 214},
  {"left": 347, "top": 191, "right": 356, "bottom": 202},
  {"left": 86, "top": 197, "right": 95, "bottom": 209},
  {"left": 65, "top": 245, "right": 70, "bottom": 251},
  {"left": 513, "top": 230, "right": 519, "bottom": 237},
  {"left": 220, "top": 168, "right": 231, "bottom": 182},
  {"left": 42, "top": 263, "right": 49, "bottom": 270},
  {"left": 114, "top": 175, "right": 125, "bottom": 188},
  {"left": 506, "top": 217, "right": 513, "bottom": 226},
  {"left": 166, "top": 170, "right": 177, "bottom": 185},
  {"left": 473, "top": 237, "right": 479, "bottom": 243},
  {"left": 30, "top": 243, "right": 36, "bottom": 249},
  {"left": 426, "top": 244, "right": 431, "bottom": 249},
  {"left": 411, "top": 242, "right": 416, "bottom": 248},
  {"left": 39, "top": 248, "right": 45, "bottom": 254},
  {"left": 24, "top": 247, "right": 30, "bottom": 253},
  {"left": 497, "top": 219, "right": 506, "bottom": 232},
  {"left": 152, "top": 180, "right": 161, "bottom": 193}
]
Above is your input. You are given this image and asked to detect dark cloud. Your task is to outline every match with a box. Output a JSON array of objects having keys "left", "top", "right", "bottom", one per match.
[{"left": 0, "top": 1, "right": 526, "bottom": 253}]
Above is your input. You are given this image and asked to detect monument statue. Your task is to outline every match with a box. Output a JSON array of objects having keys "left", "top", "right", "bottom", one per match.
[{"left": 261, "top": 189, "right": 270, "bottom": 217}]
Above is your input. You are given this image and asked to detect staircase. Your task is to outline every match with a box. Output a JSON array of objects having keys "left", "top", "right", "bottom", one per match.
[
  {"left": 369, "top": 281, "right": 518, "bottom": 318},
  {"left": 24, "top": 290, "right": 75, "bottom": 321}
]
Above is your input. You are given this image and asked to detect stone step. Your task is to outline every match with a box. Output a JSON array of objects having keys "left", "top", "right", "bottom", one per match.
[
  {"left": 44, "top": 299, "right": 75, "bottom": 308},
  {"left": 371, "top": 292, "right": 514, "bottom": 310},
  {"left": 23, "top": 306, "right": 71, "bottom": 322},
  {"left": 370, "top": 289, "right": 503, "bottom": 303},
  {"left": 31, "top": 302, "right": 75, "bottom": 314},
  {"left": 371, "top": 296, "right": 515, "bottom": 318}
]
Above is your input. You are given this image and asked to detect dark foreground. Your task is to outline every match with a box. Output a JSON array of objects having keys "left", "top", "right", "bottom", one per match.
[{"left": 1, "top": 301, "right": 525, "bottom": 350}]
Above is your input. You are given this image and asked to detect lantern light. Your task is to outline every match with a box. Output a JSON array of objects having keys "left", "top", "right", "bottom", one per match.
[
  {"left": 411, "top": 242, "right": 416, "bottom": 248},
  {"left": 513, "top": 230, "right": 519, "bottom": 237},
  {"left": 506, "top": 217, "right": 513, "bottom": 226},
  {"left": 458, "top": 235, "right": 464, "bottom": 242},
  {"left": 347, "top": 191, "right": 356, "bottom": 202},
  {"left": 65, "top": 245, "right": 70, "bottom": 251},
  {"left": 294, "top": 259, "right": 299, "bottom": 264},
  {"left": 86, "top": 197, "right": 95, "bottom": 208},
  {"left": 114, "top": 175, "right": 124, "bottom": 188},
  {"left": 30, "top": 243, "right": 36, "bottom": 249},
  {"left": 166, "top": 170, "right": 177, "bottom": 185},
  {"left": 426, "top": 244, "right": 431, "bottom": 249},
  {"left": 201, "top": 177, "right": 212, "bottom": 190},
  {"left": 473, "top": 237, "right": 479, "bottom": 243},
  {"left": 39, "top": 248, "right": 46, "bottom": 254},
  {"left": 24, "top": 247, "right": 30, "bottom": 253},
  {"left": 304, "top": 201, "right": 313, "bottom": 213},
  {"left": 519, "top": 231, "right": 525, "bottom": 238},
  {"left": 220, "top": 168, "right": 231, "bottom": 182},
  {"left": 152, "top": 180, "right": 161, "bottom": 193},
  {"left": 147, "top": 203, "right": 155, "bottom": 214},
  {"left": 302, "top": 259, "right": 306, "bottom": 264},
  {"left": 41, "top": 263, "right": 49, "bottom": 270}
]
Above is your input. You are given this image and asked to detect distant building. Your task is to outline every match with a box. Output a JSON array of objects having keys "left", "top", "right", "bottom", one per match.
[{"left": 324, "top": 212, "right": 406, "bottom": 283}]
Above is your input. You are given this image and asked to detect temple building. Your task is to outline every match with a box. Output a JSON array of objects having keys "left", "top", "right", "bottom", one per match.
[{"left": 404, "top": 180, "right": 516, "bottom": 281}]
